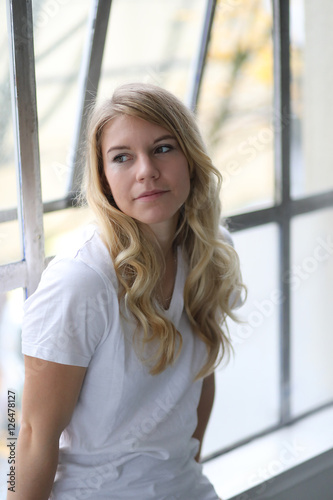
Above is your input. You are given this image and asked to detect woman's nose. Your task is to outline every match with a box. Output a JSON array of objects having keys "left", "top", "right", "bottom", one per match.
[{"left": 136, "top": 155, "right": 160, "bottom": 181}]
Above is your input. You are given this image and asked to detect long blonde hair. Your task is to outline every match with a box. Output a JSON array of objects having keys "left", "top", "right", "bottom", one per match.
[{"left": 82, "top": 82, "right": 245, "bottom": 379}]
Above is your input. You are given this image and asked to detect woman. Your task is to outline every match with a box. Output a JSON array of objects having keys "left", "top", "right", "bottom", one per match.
[{"left": 10, "top": 83, "right": 244, "bottom": 499}]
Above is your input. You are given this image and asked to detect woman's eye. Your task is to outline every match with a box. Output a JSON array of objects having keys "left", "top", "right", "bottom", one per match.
[
  {"left": 113, "top": 154, "right": 129, "bottom": 163},
  {"left": 155, "top": 145, "right": 173, "bottom": 154}
]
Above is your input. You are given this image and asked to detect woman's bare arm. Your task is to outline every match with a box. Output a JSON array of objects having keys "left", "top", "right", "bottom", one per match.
[
  {"left": 7, "top": 355, "right": 86, "bottom": 500},
  {"left": 192, "top": 372, "right": 215, "bottom": 462}
]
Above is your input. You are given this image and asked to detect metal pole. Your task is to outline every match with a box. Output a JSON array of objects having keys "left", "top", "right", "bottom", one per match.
[
  {"left": 273, "top": 0, "right": 292, "bottom": 424},
  {"left": 186, "top": 0, "right": 217, "bottom": 112},
  {"left": 6, "top": 0, "right": 45, "bottom": 296},
  {"left": 67, "top": 0, "right": 112, "bottom": 199}
]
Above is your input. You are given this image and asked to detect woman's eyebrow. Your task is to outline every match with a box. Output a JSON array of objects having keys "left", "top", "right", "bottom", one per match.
[
  {"left": 107, "top": 145, "right": 128, "bottom": 155},
  {"left": 153, "top": 134, "right": 176, "bottom": 144}
]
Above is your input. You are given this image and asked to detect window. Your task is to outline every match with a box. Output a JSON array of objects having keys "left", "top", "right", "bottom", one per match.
[
  {"left": 201, "top": 0, "right": 333, "bottom": 459},
  {"left": 1, "top": 0, "right": 332, "bottom": 497}
]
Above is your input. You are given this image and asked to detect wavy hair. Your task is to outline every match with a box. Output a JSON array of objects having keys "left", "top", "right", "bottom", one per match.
[{"left": 82, "top": 82, "right": 245, "bottom": 379}]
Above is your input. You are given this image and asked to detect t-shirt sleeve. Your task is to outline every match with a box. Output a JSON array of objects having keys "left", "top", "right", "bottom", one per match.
[
  {"left": 22, "top": 258, "right": 111, "bottom": 367},
  {"left": 219, "top": 225, "right": 234, "bottom": 247}
]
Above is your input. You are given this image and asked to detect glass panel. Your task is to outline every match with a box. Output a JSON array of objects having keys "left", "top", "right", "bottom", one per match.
[
  {"left": 197, "top": 0, "right": 274, "bottom": 215},
  {"left": 32, "top": 0, "right": 90, "bottom": 201},
  {"left": 0, "top": 220, "right": 22, "bottom": 266},
  {"left": 44, "top": 206, "right": 94, "bottom": 258},
  {"left": 290, "top": 0, "right": 333, "bottom": 197},
  {"left": 202, "top": 224, "right": 280, "bottom": 456},
  {"left": 291, "top": 209, "right": 333, "bottom": 416},
  {"left": 98, "top": 0, "right": 206, "bottom": 102},
  {"left": 0, "top": 2, "right": 21, "bottom": 264},
  {"left": 0, "top": 289, "right": 24, "bottom": 499}
]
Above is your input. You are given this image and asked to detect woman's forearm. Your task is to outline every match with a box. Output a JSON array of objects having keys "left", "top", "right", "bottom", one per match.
[
  {"left": 192, "top": 372, "right": 215, "bottom": 462},
  {"left": 8, "top": 357, "right": 87, "bottom": 499},
  {"left": 7, "top": 423, "right": 59, "bottom": 500}
]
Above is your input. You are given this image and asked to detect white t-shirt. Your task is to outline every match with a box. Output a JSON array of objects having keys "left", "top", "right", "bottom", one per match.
[{"left": 22, "top": 227, "right": 221, "bottom": 500}]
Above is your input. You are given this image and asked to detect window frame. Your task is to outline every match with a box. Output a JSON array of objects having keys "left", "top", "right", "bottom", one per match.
[{"left": 1, "top": 0, "right": 333, "bottom": 462}]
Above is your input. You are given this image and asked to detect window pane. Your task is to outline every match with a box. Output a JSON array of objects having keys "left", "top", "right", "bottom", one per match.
[
  {"left": 98, "top": 0, "right": 206, "bottom": 101},
  {"left": 291, "top": 209, "right": 333, "bottom": 416},
  {"left": 0, "top": 2, "right": 21, "bottom": 264},
  {"left": 197, "top": 0, "right": 274, "bottom": 215},
  {"left": 202, "top": 224, "right": 280, "bottom": 456},
  {"left": 0, "top": 220, "right": 22, "bottom": 266},
  {"left": 290, "top": 0, "right": 333, "bottom": 197},
  {"left": 33, "top": 0, "right": 90, "bottom": 201},
  {"left": 43, "top": 206, "right": 93, "bottom": 259},
  {"left": 0, "top": 289, "right": 24, "bottom": 499}
]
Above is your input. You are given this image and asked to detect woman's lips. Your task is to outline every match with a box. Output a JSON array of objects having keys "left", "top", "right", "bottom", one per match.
[{"left": 135, "top": 190, "right": 168, "bottom": 200}]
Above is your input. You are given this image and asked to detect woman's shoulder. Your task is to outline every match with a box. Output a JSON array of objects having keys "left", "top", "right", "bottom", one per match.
[
  {"left": 44, "top": 225, "right": 118, "bottom": 292},
  {"left": 219, "top": 224, "right": 234, "bottom": 246},
  {"left": 22, "top": 227, "right": 117, "bottom": 367}
]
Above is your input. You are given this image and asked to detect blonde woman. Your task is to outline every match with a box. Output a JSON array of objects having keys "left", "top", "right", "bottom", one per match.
[{"left": 10, "top": 83, "right": 244, "bottom": 499}]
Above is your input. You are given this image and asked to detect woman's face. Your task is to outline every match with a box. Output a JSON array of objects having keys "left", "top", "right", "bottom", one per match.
[{"left": 101, "top": 114, "right": 190, "bottom": 235}]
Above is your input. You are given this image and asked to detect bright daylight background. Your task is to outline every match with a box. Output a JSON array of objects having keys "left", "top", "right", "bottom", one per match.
[{"left": 1, "top": 0, "right": 333, "bottom": 498}]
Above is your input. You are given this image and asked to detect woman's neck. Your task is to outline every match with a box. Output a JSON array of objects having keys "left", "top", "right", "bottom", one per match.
[
  {"left": 147, "top": 215, "right": 178, "bottom": 258},
  {"left": 140, "top": 218, "right": 179, "bottom": 310}
]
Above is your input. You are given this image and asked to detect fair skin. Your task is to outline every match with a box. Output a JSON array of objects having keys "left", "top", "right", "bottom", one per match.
[
  {"left": 101, "top": 114, "right": 191, "bottom": 306},
  {"left": 193, "top": 372, "right": 215, "bottom": 461},
  {"left": 101, "top": 114, "right": 191, "bottom": 245},
  {"left": 8, "top": 115, "right": 214, "bottom": 499},
  {"left": 7, "top": 358, "right": 86, "bottom": 499}
]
